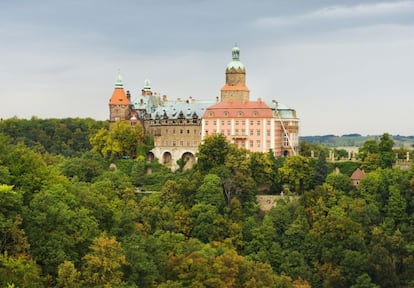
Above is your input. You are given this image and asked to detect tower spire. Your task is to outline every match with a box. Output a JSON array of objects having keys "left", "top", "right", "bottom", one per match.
[
  {"left": 232, "top": 42, "right": 240, "bottom": 61},
  {"left": 115, "top": 70, "right": 123, "bottom": 88}
]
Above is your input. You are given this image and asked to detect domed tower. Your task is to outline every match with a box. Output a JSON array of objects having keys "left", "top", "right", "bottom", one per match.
[
  {"left": 141, "top": 78, "right": 153, "bottom": 96},
  {"left": 220, "top": 43, "right": 250, "bottom": 102},
  {"left": 109, "top": 72, "right": 131, "bottom": 124}
]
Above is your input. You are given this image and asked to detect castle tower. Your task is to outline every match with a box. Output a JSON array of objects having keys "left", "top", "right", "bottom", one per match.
[
  {"left": 220, "top": 43, "right": 250, "bottom": 102},
  {"left": 109, "top": 72, "right": 131, "bottom": 124},
  {"left": 141, "top": 79, "right": 153, "bottom": 96}
]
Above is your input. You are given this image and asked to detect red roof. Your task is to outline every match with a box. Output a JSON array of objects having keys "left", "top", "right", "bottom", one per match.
[
  {"left": 203, "top": 100, "right": 273, "bottom": 118},
  {"left": 109, "top": 88, "right": 130, "bottom": 105},
  {"left": 350, "top": 168, "right": 366, "bottom": 180}
]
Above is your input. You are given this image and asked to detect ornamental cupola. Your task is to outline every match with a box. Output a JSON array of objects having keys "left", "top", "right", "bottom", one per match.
[{"left": 221, "top": 43, "right": 250, "bottom": 102}]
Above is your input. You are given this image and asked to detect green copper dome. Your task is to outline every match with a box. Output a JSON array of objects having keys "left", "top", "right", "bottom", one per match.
[
  {"left": 115, "top": 72, "right": 124, "bottom": 88},
  {"left": 143, "top": 78, "right": 151, "bottom": 90},
  {"left": 226, "top": 43, "right": 244, "bottom": 70}
]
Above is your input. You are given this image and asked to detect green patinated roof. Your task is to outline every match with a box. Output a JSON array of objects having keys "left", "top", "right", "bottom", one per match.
[
  {"left": 226, "top": 43, "right": 245, "bottom": 70},
  {"left": 115, "top": 72, "right": 123, "bottom": 88},
  {"left": 143, "top": 79, "right": 151, "bottom": 90}
]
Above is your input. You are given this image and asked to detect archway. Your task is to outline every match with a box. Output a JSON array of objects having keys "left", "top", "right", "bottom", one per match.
[
  {"left": 162, "top": 151, "right": 172, "bottom": 167},
  {"left": 147, "top": 152, "right": 155, "bottom": 162},
  {"left": 283, "top": 150, "right": 290, "bottom": 157},
  {"left": 181, "top": 152, "right": 196, "bottom": 171}
]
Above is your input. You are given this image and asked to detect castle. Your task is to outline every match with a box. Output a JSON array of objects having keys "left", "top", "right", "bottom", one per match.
[{"left": 109, "top": 45, "right": 299, "bottom": 170}]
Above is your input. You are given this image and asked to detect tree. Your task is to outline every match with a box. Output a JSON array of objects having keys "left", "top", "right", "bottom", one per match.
[
  {"left": 279, "top": 156, "right": 314, "bottom": 194},
  {"left": 195, "top": 174, "right": 226, "bottom": 209},
  {"left": 196, "top": 133, "right": 230, "bottom": 173},
  {"left": 56, "top": 261, "right": 81, "bottom": 288},
  {"left": 379, "top": 133, "right": 396, "bottom": 169},
  {"left": 90, "top": 121, "right": 143, "bottom": 160},
  {"left": 81, "top": 233, "right": 127, "bottom": 287},
  {"left": 313, "top": 150, "right": 328, "bottom": 187}
]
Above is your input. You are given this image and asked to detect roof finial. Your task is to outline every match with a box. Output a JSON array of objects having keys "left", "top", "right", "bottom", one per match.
[
  {"left": 232, "top": 42, "right": 240, "bottom": 61},
  {"left": 115, "top": 70, "right": 123, "bottom": 88}
]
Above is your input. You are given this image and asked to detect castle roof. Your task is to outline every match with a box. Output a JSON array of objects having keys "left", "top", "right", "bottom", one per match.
[
  {"left": 109, "top": 73, "right": 130, "bottom": 105},
  {"left": 351, "top": 168, "right": 366, "bottom": 181},
  {"left": 203, "top": 100, "right": 273, "bottom": 118},
  {"left": 151, "top": 99, "right": 214, "bottom": 120}
]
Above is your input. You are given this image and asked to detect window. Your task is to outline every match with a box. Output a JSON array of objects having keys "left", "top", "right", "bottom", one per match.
[
  {"left": 249, "top": 140, "right": 253, "bottom": 147},
  {"left": 187, "top": 130, "right": 190, "bottom": 134},
  {"left": 284, "top": 133, "right": 289, "bottom": 147},
  {"left": 242, "top": 120, "right": 245, "bottom": 126},
  {"left": 227, "top": 130, "right": 230, "bottom": 136},
  {"left": 224, "top": 111, "right": 228, "bottom": 117},
  {"left": 180, "top": 141, "right": 184, "bottom": 146},
  {"left": 205, "top": 121, "right": 209, "bottom": 125},
  {"left": 173, "top": 129, "right": 176, "bottom": 134},
  {"left": 267, "top": 120, "right": 271, "bottom": 125},
  {"left": 235, "top": 120, "right": 239, "bottom": 126},
  {"left": 180, "top": 129, "right": 183, "bottom": 134},
  {"left": 257, "top": 130, "right": 260, "bottom": 136},
  {"left": 267, "top": 130, "right": 270, "bottom": 136},
  {"left": 213, "top": 121, "right": 217, "bottom": 125},
  {"left": 266, "top": 140, "right": 271, "bottom": 148},
  {"left": 221, "top": 120, "right": 224, "bottom": 126},
  {"left": 242, "top": 141, "right": 245, "bottom": 147},
  {"left": 235, "top": 129, "right": 239, "bottom": 136},
  {"left": 250, "top": 120, "right": 254, "bottom": 126},
  {"left": 173, "top": 141, "right": 176, "bottom": 146},
  {"left": 256, "top": 140, "right": 260, "bottom": 147},
  {"left": 250, "top": 130, "right": 254, "bottom": 136},
  {"left": 238, "top": 111, "right": 243, "bottom": 117},
  {"left": 209, "top": 112, "right": 214, "bottom": 117},
  {"left": 253, "top": 111, "right": 258, "bottom": 116},
  {"left": 227, "top": 120, "right": 231, "bottom": 125},
  {"left": 257, "top": 120, "right": 261, "bottom": 125},
  {"left": 205, "top": 130, "right": 209, "bottom": 135}
]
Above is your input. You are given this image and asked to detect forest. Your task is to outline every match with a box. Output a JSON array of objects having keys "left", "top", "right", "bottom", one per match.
[{"left": 1, "top": 117, "right": 414, "bottom": 288}]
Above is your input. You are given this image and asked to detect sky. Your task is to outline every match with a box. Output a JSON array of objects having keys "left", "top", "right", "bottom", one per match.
[{"left": 1, "top": 0, "right": 413, "bottom": 136}]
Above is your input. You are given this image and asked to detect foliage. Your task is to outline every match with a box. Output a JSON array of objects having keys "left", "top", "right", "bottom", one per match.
[{"left": 1, "top": 124, "right": 414, "bottom": 287}]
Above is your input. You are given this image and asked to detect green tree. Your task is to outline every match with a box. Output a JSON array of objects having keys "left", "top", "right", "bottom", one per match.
[
  {"left": 81, "top": 233, "right": 127, "bottom": 287},
  {"left": 196, "top": 174, "right": 226, "bottom": 209},
  {"left": 56, "top": 261, "right": 81, "bottom": 288},
  {"left": 196, "top": 133, "right": 230, "bottom": 173},
  {"left": 279, "top": 156, "right": 314, "bottom": 194}
]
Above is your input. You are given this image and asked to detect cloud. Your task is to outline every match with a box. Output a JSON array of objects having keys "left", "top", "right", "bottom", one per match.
[{"left": 255, "top": 1, "right": 414, "bottom": 28}]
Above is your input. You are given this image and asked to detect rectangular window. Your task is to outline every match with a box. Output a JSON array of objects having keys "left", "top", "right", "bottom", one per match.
[
  {"left": 227, "top": 120, "right": 231, "bottom": 125},
  {"left": 180, "top": 129, "right": 183, "bottom": 134},
  {"left": 267, "top": 120, "right": 271, "bottom": 126},
  {"left": 249, "top": 140, "right": 253, "bottom": 147},
  {"left": 221, "top": 120, "right": 224, "bottom": 126},
  {"left": 257, "top": 130, "right": 260, "bottom": 136},
  {"left": 205, "top": 130, "right": 209, "bottom": 135},
  {"left": 267, "top": 130, "right": 271, "bottom": 136},
  {"left": 235, "top": 120, "right": 239, "bottom": 126},
  {"left": 256, "top": 140, "right": 260, "bottom": 147},
  {"left": 257, "top": 120, "right": 261, "bottom": 125},
  {"left": 250, "top": 120, "right": 254, "bottom": 126},
  {"left": 173, "top": 129, "right": 176, "bottom": 134},
  {"left": 180, "top": 141, "right": 183, "bottom": 146},
  {"left": 235, "top": 129, "right": 239, "bottom": 135},
  {"left": 242, "top": 120, "right": 246, "bottom": 126},
  {"left": 227, "top": 130, "right": 231, "bottom": 136},
  {"left": 267, "top": 140, "right": 271, "bottom": 148},
  {"left": 284, "top": 133, "right": 289, "bottom": 147},
  {"left": 173, "top": 141, "right": 176, "bottom": 146},
  {"left": 250, "top": 130, "right": 254, "bottom": 136},
  {"left": 214, "top": 120, "right": 217, "bottom": 125},
  {"left": 205, "top": 121, "right": 208, "bottom": 125}
]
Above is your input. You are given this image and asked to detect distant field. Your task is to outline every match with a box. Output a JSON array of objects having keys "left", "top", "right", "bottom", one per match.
[{"left": 300, "top": 134, "right": 414, "bottom": 148}]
